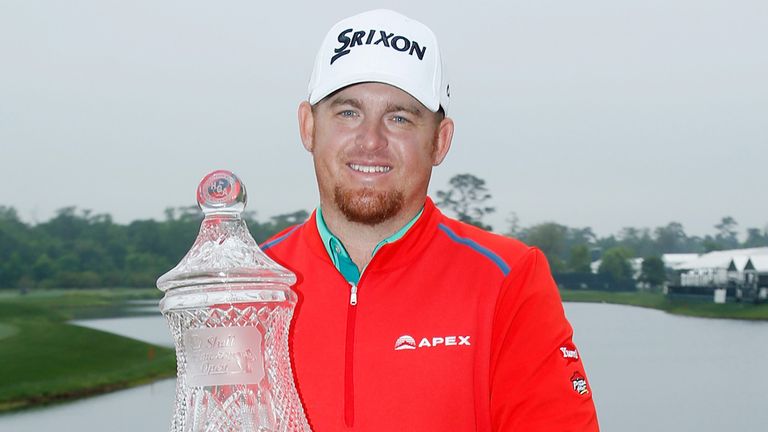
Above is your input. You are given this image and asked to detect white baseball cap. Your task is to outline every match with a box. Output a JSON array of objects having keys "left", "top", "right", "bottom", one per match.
[{"left": 307, "top": 9, "right": 450, "bottom": 114}]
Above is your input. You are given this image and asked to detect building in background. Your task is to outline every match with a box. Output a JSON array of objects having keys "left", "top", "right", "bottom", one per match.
[{"left": 668, "top": 247, "right": 768, "bottom": 303}]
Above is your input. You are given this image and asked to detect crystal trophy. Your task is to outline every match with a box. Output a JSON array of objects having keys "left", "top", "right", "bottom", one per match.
[{"left": 157, "top": 170, "right": 311, "bottom": 432}]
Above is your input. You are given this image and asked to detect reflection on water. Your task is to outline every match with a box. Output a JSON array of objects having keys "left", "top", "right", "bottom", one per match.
[
  {"left": 0, "top": 378, "right": 175, "bottom": 432},
  {"left": 1, "top": 304, "right": 767, "bottom": 431},
  {"left": 71, "top": 316, "right": 172, "bottom": 347},
  {"left": 568, "top": 303, "right": 768, "bottom": 432}
]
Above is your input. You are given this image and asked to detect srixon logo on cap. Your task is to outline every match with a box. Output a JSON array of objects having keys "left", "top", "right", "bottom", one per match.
[{"left": 331, "top": 28, "right": 427, "bottom": 65}]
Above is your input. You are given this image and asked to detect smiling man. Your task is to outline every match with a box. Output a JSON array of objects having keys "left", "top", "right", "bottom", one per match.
[
  {"left": 298, "top": 81, "right": 453, "bottom": 271},
  {"left": 262, "top": 9, "right": 599, "bottom": 431}
]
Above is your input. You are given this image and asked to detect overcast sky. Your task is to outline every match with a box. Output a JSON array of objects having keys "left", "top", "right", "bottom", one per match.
[{"left": 1, "top": 0, "right": 766, "bottom": 237}]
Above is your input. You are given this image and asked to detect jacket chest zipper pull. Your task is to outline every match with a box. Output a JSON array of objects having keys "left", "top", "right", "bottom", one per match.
[{"left": 349, "top": 284, "right": 358, "bottom": 306}]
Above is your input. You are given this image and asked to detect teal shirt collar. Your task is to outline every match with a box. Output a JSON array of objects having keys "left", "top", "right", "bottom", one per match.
[{"left": 315, "top": 206, "right": 423, "bottom": 284}]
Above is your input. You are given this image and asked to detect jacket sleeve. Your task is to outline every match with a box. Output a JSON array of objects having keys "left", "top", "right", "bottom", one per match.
[{"left": 489, "top": 248, "right": 599, "bottom": 431}]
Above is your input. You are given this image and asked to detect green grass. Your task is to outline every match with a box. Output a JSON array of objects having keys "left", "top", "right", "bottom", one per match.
[
  {"left": 560, "top": 289, "right": 768, "bottom": 320},
  {"left": 0, "top": 323, "right": 19, "bottom": 340},
  {"left": 0, "top": 289, "right": 174, "bottom": 412}
]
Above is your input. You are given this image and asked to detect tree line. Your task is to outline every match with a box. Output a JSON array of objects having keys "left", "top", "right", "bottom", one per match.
[
  {"left": 436, "top": 174, "right": 768, "bottom": 290},
  {"left": 0, "top": 205, "right": 307, "bottom": 290},
  {"left": 2, "top": 174, "right": 767, "bottom": 290}
]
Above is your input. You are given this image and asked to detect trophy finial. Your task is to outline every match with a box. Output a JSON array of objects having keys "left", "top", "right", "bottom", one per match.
[{"left": 196, "top": 170, "right": 247, "bottom": 215}]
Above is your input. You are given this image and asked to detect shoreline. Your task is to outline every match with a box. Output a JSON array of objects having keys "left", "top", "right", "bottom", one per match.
[
  {"left": 0, "top": 369, "right": 174, "bottom": 414},
  {"left": 0, "top": 289, "right": 175, "bottom": 414},
  {"left": 559, "top": 289, "right": 768, "bottom": 321}
]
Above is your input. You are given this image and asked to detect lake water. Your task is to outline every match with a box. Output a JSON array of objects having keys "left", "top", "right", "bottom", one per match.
[{"left": 1, "top": 303, "right": 767, "bottom": 431}]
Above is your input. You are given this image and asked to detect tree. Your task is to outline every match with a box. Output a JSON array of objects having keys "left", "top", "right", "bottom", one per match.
[
  {"left": 270, "top": 210, "right": 310, "bottom": 232},
  {"left": 520, "top": 223, "right": 567, "bottom": 257},
  {"left": 0, "top": 252, "right": 24, "bottom": 288},
  {"left": 639, "top": 256, "right": 666, "bottom": 289},
  {"left": 567, "top": 244, "right": 592, "bottom": 273},
  {"left": 598, "top": 247, "right": 634, "bottom": 283},
  {"left": 654, "top": 222, "right": 688, "bottom": 253},
  {"left": 519, "top": 223, "right": 568, "bottom": 272},
  {"left": 702, "top": 235, "right": 724, "bottom": 252},
  {"left": 506, "top": 212, "right": 521, "bottom": 238},
  {"left": 714, "top": 216, "right": 739, "bottom": 249},
  {"left": 32, "top": 254, "right": 56, "bottom": 281},
  {"left": 617, "top": 227, "right": 656, "bottom": 258},
  {"left": 744, "top": 227, "right": 768, "bottom": 248},
  {"left": 435, "top": 174, "right": 495, "bottom": 230},
  {"left": 0, "top": 206, "right": 33, "bottom": 288}
]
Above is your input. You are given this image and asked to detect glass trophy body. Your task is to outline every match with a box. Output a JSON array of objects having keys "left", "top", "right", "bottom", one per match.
[{"left": 157, "top": 170, "right": 311, "bottom": 432}]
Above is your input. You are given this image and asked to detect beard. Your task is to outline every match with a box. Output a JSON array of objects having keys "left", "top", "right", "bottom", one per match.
[{"left": 333, "top": 185, "right": 404, "bottom": 226}]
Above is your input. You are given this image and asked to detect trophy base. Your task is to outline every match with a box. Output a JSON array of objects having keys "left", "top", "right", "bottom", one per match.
[{"left": 163, "top": 302, "right": 311, "bottom": 432}]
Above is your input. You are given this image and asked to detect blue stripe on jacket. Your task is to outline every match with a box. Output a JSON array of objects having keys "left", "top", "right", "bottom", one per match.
[{"left": 437, "top": 224, "right": 511, "bottom": 276}]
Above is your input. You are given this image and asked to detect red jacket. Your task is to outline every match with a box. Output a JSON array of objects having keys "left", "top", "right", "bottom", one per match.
[{"left": 262, "top": 198, "right": 598, "bottom": 431}]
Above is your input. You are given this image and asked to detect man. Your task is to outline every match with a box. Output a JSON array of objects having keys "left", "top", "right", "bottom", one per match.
[{"left": 262, "top": 9, "right": 599, "bottom": 431}]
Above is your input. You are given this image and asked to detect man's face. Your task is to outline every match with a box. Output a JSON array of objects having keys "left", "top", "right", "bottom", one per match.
[{"left": 300, "top": 82, "right": 452, "bottom": 225}]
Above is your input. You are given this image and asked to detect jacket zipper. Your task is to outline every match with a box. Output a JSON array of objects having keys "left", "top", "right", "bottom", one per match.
[
  {"left": 344, "top": 283, "right": 358, "bottom": 427},
  {"left": 344, "top": 260, "right": 371, "bottom": 428}
]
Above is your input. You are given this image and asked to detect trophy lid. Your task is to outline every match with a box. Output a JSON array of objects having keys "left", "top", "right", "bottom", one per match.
[{"left": 156, "top": 170, "right": 297, "bottom": 291}]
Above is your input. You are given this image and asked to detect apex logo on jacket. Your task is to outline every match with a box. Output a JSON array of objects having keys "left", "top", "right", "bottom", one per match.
[{"left": 394, "top": 334, "right": 471, "bottom": 351}]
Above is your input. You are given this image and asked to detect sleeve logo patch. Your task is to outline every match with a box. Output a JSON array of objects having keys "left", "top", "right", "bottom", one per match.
[
  {"left": 571, "top": 371, "right": 589, "bottom": 396},
  {"left": 559, "top": 344, "right": 580, "bottom": 363}
]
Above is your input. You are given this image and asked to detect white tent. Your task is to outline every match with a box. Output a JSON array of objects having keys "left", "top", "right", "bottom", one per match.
[
  {"left": 677, "top": 247, "right": 768, "bottom": 287},
  {"left": 662, "top": 253, "right": 700, "bottom": 269},
  {"left": 746, "top": 255, "right": 768, "bottom": 273},
  {"left": 674, "top": 247, "right": 768, "bottom": 271}
]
